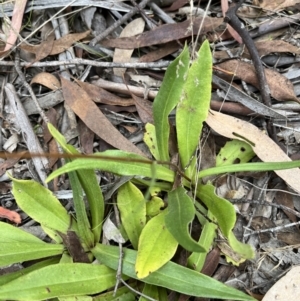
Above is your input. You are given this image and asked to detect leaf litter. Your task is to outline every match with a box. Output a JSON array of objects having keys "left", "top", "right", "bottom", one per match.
[{"left": 2, "top": 0, "right": 300, "bottom": 299}]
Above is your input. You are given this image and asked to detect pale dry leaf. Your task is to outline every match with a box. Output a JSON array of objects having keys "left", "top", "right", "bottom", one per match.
[
  {"left": 103, "top": 217, "right": 125, "bottom": 243},
  {"left": 206, "top": 110, "right": 300, "bottom": 193},
  {"left": 30, "top": 72, "right": 61, "bottom": 90},
  {"left": 253, "top": 0, "right": 300, "bottom": 11},
  {"left": 262, "top": 266, "right": 300, "bottom": 301},
  {"left": 113, "top": 18, "right": 145, "bottom": 77}
]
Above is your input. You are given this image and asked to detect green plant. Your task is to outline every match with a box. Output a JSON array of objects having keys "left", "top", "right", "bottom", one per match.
[{"left": 0, "top": 41, "right": 259, "bottom": 300}]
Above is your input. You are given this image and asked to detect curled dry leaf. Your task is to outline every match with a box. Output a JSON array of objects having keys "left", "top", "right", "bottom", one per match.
[
  {"left": 206, "top": 110, "right": 300, "bottom": 194},
  {"left": 30, "top": 72, "right": 61, "bottom": 90},
  {"left": 113, "top": 17, "right": 145, "bottom": 77},
  {"left": 218, "top": 59, "right": 300, "bottom": 103}
]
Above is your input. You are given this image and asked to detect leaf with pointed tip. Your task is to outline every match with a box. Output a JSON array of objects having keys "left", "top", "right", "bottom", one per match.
[
  {"left": 165, "top": 187, "right": 206, "bottom": 252},
  {"left": 153, "top": 45, "right": 189, "bottom": 161},
  {"left": 176, "top": 40, "right": 212, "bottom": 177}
]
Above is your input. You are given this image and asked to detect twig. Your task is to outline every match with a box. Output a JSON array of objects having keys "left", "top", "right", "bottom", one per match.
[
  {"left": 244, "top": 220, "right": 300, "bottom": 237},
  {"left": 0, "top": 59, "right": 171, "bottom": 69},
  {"left": 224, "top": 0, "right": 278, "bottom": 143},
  {"left": 231, "top": 199, "right": 300, "bottom": 219},
  {"left": 4, "top": 84, "right": 49, "bottom": 184},
  {"left": 90, "top": 0, "right": 152, "bottom": 46},
  {"left": 119, "top": 278, "right": 158, "bottom": 301}
]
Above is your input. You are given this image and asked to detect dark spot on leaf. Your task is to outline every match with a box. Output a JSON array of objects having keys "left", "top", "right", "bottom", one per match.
[
  {"left": 240, "top": 147, "right": 246, "bottom": 152},
  {"left": 233, "top": 158, "right": 240, "bottom": 164}
]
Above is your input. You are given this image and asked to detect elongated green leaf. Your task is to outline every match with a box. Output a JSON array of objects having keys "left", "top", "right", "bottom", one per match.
[
  {"left": 0, "top": 242, "right": 63, "bottom": 267},
  {"left": 176, "top": 40, "right": 212, "bottom": 177},
  {"left": 153, "top": 45, "right": 189, "bottom": 161},
  {"left": 188, "top": 221, "right": 217, "bottom": 271},
  {"left": 12, "top": 178, "right": 73, "bottom": 234},
  {"left": 48, "top": 123, "right": 104, "bottom": 244},
  {"left": 198, "top": 159, "right": 300, "bottom": 178},
  {"left": 117, "top": 182, "right": 146, "bottom": 249},
  {"left": 0, "top": 221, "right": 46, "bottom": 243},
  {"left": 68, "top": 171, "right": 94, "bottom": 248},
  {"left": 0, "top": 258, "right": 60, "bottom": 286},
  {"left": 165, "top": 187, "right": 205, "bottom": 252},
  {"left": 0, "top": 224, "right": 62, "bottom": 268},
  {"left": 46, "top": 150, "right": 175, "bottom": 183},
  {"left": 197, "top": 183, "right": 254, "bottom": 260},
  {"left": 136, "top": 210, "right": 178, "bottom": 279},
  {"left": 0, "top": 263, "right": 117, "bottom": 301},
  {"left": 92, "top": 244, "right": 256, "bottom": 301}
]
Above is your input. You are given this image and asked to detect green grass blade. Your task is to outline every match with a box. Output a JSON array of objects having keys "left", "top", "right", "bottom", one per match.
[
  {"left": 68, "top": 171, "right": 94, "bottom": 248},
  {"left": 46, "top": 150, "right": 175, "bottom": 183},
  {"left": 198, "top": 159, "right": 300, "bottom": 178}
]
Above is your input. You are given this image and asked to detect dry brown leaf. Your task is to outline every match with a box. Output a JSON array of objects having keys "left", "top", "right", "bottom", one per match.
[
  {"left": 30, "top": 72, "right": 60, "bottom": 90},
  {"left": 60, "top": 78, "right": 144, "bottom": 156},
  {"left": 206, "top": 110, "right": 300, "bottom": 193},
  {"left": 76, "top": 80, "right": 135, "bottom": 106},
  {"left": 139, "top": 41, "right": 180, "bottom": 62},
  {"left": 262, "top": 266, "right": 300, "bottom": 301},
  {"left": 215, "top": 40, "right": 300, "bottom": 60},
  {"left": 20, "top": 31, "right": 90, "bottom": 56},
  {"left": 101, "top": 16, "right": 223, "bottom": 49},
  {"left": 113, "top": 18, "right": 145, "bottom": 76},
  {"left": 218, "top": 59, "right": 300, "bottom": 103},
  {"left": 0, "top": 0, "right": 27, "bottom": 57},
  {"left": 249, "top": 40, "right": 300, "bottom": 57},
  {"left": 253, "top": 0, "right": 300, "bottom": 11},
  {"left": 275, "top": 191, "right": 297, "bottom": 223},
  {"left": 26, "top": 35, "right": 54, "bottom": 67}
]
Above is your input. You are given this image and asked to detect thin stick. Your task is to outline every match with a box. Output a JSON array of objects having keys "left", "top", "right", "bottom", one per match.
[{"left": 0, "top": 59, "right": 170, "bottom": 69}]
